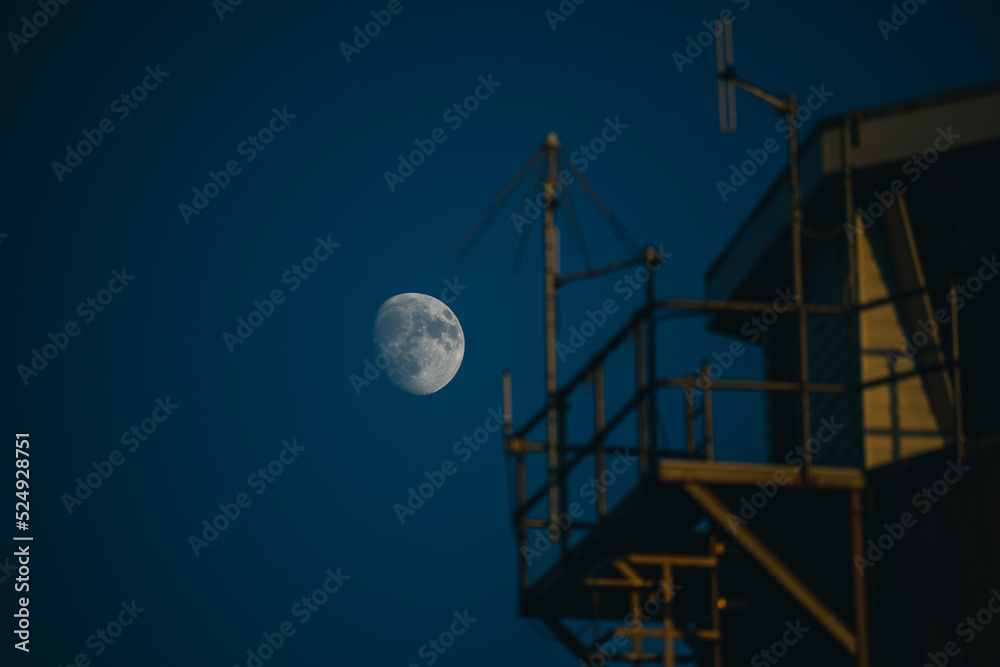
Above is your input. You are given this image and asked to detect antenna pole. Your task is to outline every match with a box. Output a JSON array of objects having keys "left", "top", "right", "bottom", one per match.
[
  {"left": 787, "top": 93, "right": 812, "bottom": 480},
  {"left": 544, "top": 132, "right": 561, "bottom": 539},
  {"left": 716, "top": 19, "right": 812, "bottom": 481}
]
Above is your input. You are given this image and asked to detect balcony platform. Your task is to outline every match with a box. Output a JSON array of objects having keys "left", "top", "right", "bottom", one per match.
[{"left": 520, "top": 457, "right": 866, "bottom": 664}]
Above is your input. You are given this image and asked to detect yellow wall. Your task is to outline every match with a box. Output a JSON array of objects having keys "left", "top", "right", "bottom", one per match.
[{"left": 856, "top": 224, "right": 946, "bottom": 468}]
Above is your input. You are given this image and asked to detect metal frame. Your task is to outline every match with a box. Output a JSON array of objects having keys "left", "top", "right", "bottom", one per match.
[
  {"left": 580, "top": 545, "right": 724, "bottom": 665},
  {"left": 494, "top": 128, "right": 966, "bottom": 665},
  {"left": 502, "top": 278, "right": 964, "bottom": 665}
]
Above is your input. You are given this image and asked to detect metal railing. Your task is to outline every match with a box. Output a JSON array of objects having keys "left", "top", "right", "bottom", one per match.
[{"left": 502, "top": 277, "right": 968, "bottom": 591}]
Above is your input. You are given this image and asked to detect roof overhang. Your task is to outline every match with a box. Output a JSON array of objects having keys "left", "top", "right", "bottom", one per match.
[{"left": 705, "top": 81, "right": 1000, "bottom": 308}]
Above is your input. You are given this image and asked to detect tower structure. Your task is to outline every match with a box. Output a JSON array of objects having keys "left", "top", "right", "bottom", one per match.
[{"left": 457, "top": 79, "right": 1000, "bottom": 666}]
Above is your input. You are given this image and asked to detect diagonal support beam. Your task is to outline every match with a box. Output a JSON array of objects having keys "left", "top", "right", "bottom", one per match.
[
  {"left": 612, "top": 558, "right": 646, "bottom": 586},
  {"left": 539, "top": 616, "right": 595, "bottom": 664},
  {"left": 683, "top": 483, "right": 858, "bottom": 656}
]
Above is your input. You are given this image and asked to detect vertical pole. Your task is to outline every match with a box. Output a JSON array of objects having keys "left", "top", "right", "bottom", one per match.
[
  {"left": 685, "top": 383, "right": 696, "bottom": 457},
  {"left": 788, "top": 92, "right": 812, "bottom": 479},
  {"left": 646, "top": 252, "right": 657, "bottom": 463},
  {"left": 709, "top": 534, "right": 723, "bottom": 667},
  {"left": 850, "top": 491, "right": 871, "bottom": 667},
  {"left": 636, "top": 319, "right": 649, "bottom": 476},
  {"left": 559, "top": 406, "right": 569, "bottom": 559},
  {"left": 843, "top": 119, "right": 856, "bottom": 311},
  {"left": 701, "top": 361, "right": 715, "bottom": 462},
  {"left": 544, "top": 133, "right": 561, "bottom": 540},
  {"left": 591, "top": 587, "right": 601, "bottom": 654},
  {"left": 504, "top": 371, "right": 529, "bottom": 590},
  {"left": 595, "top": 365, "right": 607, "bottom": 516},
  {"left": 950, "top": 281, "right": 964, "bottom": 458},
  {"left": 889, "top": 361, "right": 901, "bottom": 461},
  {"left": 663, "top": 564, "right": 675, "bottom": 667},
  {"left": 843, "top": 118, "right": 863, "bottom": 467},
  {"left": 630, "top": 589, "right": 642, "bottom": 661}
]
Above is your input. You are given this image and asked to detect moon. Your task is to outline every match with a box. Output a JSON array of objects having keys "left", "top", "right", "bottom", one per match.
[{"left": 373, "top": 293, "right": 465, "bottom": 395}]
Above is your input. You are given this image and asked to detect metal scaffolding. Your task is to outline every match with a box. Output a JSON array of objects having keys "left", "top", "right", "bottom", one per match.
[
  {"left": 452, "top": 30, "right": 974, "bottom": 660},
  {"left": 480, "top": 129, "right": 967, "bottom": 665}
]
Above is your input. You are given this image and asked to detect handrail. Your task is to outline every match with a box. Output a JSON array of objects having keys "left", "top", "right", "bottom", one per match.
[
  {"left": 506, "top": 276, "right": 970, "bottom": 559},
  {"left": 513, "top": 306, "right": 649, "bottom": 439},
  {"left": 514, "top": 383, "right": 653, "bottom": 521},
  {"left": 514, "top": 278, "right": 967, "bottom": 441}
]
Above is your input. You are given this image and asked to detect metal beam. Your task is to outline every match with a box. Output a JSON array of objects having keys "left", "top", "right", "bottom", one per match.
[
  {"left": 654, "top": 297, "right": 845, "bottom": 315},
  {"left": 683, "top": 483, "right": 858, "bottom": 656},
  {"left": 544, "top": 133, "right": 560, "bottom": 540},
  {"left": 850, "top": 491, "right": 871, "bottom": 667},
  {"left": 613, "top": 558, "right": 646, "bottom": 586},
  {"left": 628, "top": 553, "right": 718, "bottom": 568},
  {"left": 951, "top": 281, "right": 965, "bottom": 459},
  {"left": 660, "top": 460, "right": 866, "bottom": 490},
  {"left": 657, "top": 376, "right": 847, "bottom": 393},
  {"left": 539, "top": 616, "right": 594, "bottom": 664}
]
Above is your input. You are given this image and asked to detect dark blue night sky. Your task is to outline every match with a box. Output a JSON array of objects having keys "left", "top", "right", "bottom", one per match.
[{"left": 2, "top": 0, "right": 998, "bottom": 665}]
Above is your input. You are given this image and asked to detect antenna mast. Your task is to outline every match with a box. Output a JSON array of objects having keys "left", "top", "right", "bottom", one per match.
[{"left": 715, "top": 17, "right": 811, "bottom": 480}]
